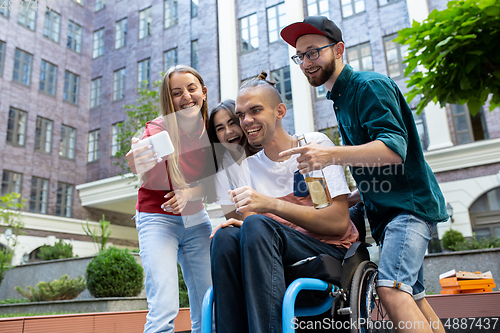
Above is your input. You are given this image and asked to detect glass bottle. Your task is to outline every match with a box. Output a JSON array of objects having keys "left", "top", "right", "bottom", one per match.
[{"left": 297, "top": 134, "right": 333, "bottom": 209}]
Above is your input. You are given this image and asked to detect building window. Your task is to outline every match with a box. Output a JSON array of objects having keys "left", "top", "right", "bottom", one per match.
[
  {"left": 0, "top": 41, "right": 5, "bottom": 77},
  {"left": 164, "top": 0, "right": 178, "bottom": 29},
  {"left": 56, "top": 182, "right": 73, "bottom": 217},
  {"left": 6, "top": 107, "right": 27, "bottom": 147},
  {"left": 67, "top": 20, "right": 83, "bottom": 53},
  {"left": 347, "top": 42, "right": 373, "bottom": 72},
  {"left": 191, "top": 40, "right": 199, "bottom": 71},
  {"left": 315, "top": 85, "right": 327, "bottom": 99},
  {"left": 30, "top": 177, "right": 49, "bottom": 214},
  {"left": 139, "top": 7, "right": 152, "bottom": 39},
  {"left": 87, "top": 129, "right": 100, "bottom": 163},
  {"left": 138, "top": 58, "right": 150, "bottom": 89},
  {"left": 59, "top": 124, "right": 76, "bottom": 159},
  {"left": 341, "top": 0, "right": 365, "bottom": 18},
  {"left": 272, "top": 66, "right": 293, "bottom": 108},
  {"left": 413, "top": 110, "right": 428, "bottom": 151},
  {"left": 191, "top": 0, "right": 198, "bottom": 18},
  {"left": 18, "top": 1, "right": 36, "bottom": 30},
  {"left": 470, "top": 187, "right": 500, "bottom": 239},
  {"left": 0, "top": 4, "right": 8, "bottom": 17},
  {"left": 115, "top": 18, "right": 127, "bottom": 49},
  {"left": 43, "top": 9, "right": 61, "bottom": 43},
  {"left": 163, "top": 48, "right": 178, "bottom": 72},
  {"left": 71, "top": 0, "right": 84, "bottom": 5},
  {"left": 93, "top": 28, "right": 105, "bottom": 59},
  {"left": 111, "top": 123, "right": 122, "bottom": 156},
  {"left": 35, "top": 116, "right": 53, "bottom": 154},
  {"left": 64, "top": 71, "right": 80, "bottom": 105},
  {"left": 1, "top": 170, "right": 22, "bottom": 196},
  {"left": 39, "top": 60, "right": 57, "bottom": 96},
  {"left": 307, "top": 0, "right": 330, "bottom": 17},
  {"left": 95, "top": 0, "right": 106, "bottom": 12},
  {"left": 267, "top": 3, "right": 286, "bottom": 44},
  {"left": 378, "top": 0, "right": 399, "bottom": 6},
  {"left": 113, "top": 68, "right": 126, "bottom": 100},
  {"left": 240, "top": 13, "right": 258, "bottom": 53},
  {"left": 451, "top": 104, "right": 489, "bottom": 145},
  {"left": 13, "top": 48, "right": 32, "bottom": 86},
  {"left": 90, "top": 77, "right": 102, "bottom": 108},
  {"left": 383, "top": 34, "right": 409, "bottom": 78}
]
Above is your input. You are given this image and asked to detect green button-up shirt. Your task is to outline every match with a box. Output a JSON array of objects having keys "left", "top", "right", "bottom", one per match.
[{"left": 327, "top": 64, "right": 448, "bottom": 243}]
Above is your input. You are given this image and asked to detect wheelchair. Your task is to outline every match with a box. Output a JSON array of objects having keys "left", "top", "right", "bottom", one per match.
[{"left": 201, "top": 203, "right": 393, "bottom": 333}]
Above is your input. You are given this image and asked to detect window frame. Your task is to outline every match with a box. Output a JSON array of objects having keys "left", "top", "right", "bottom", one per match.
[
  {"left": 92, "top": 28, "right": 105, "bottom": 59},
  {"left": 59, "top": 124, "right": 76, "bottom": 160},
  {"left": 0, "top": 4, "right": 9, "bottom": 17},
  {"left": 0, "top": 40, "right": 5, "bottom": 77},
  {"left": 191, "top": 40, "right": 199, "bottom": 71},
  {"left": 63, "top": 70, "right": 80, "bottom": 105},
  {"left": 163, "top": 48, "right": 178, "bottom": 72},
  {"left": 34, "top": 116, "right": 53, "bottom": 154},
  {"left": 18, "top": 1, "right": 37, "bottom": 30},
  {"left": 113, "top": 67, "right": 126, "bottom": 101},
  {"left": 90, "top": 77, "right": 102, "bottom": 108},
  {"left": 239, "top": 13, "right": 259, "bottom": 54},
  {"left": 43, "top": 8, "right": 61, "bottom": 43},
  {"left": 138, "top": 58, "right": 151, "bottom": 89},
  {"left": 307, "top": 0, "right": 330, "bottom": 17},
  {"left": 164, "top": 0, "right": 178, "bottom": 29},
  {"left": 115, "top": 17, "right": 127, "bottom": 49},
  {"left": 266, "top": 2, "right": 286, "bottom": 44},
  {"left": 111, "top": 122, "right": 122, "bottom": 156},
  {"left": 1, "top": 170, "right": 23, "bottom": 196},
  {"left": 56, "top": 182, "right": 73, "bottom": 217},
  {"left": 346, "top": 42, "right": 373, "bottom": 72},
  {"left": 191, "top": 0, "right": 198, "bottom": 18},
  {"left": 13, "top": 48, "right": 33, "bottom": 86},
  {"left": 271, "top": 66, "right": 293, "bottom": 109},
  {"left": 340, "top": 0, "right": 366, "bottom": 19},
  {"left": 67, "top": 20, "right": 83, "bottom": 54},
  {"left": 450, "top": 104, "right": 489, "bottom": 145},
  {"left": 139, "top": 7, "right": 152, "bottom": 40},
  {"left": 383, "top": 34, "right": 409, "bottom": 78},
  {"left": 378, "top": 0, "right": 401, "bottom": 7},
  {"left": 95, "top": 0, "right": 106, "bottom": 12},
  {"left": 39, "top": 59, "right": 57, "bottom": 96},
  {"left": 29, "top": 176, "right": 49, "bottom": 214},
  {"left": 6, "top": 107, "right": 28, "bottom": 147},
  {"left": 87, "top": 129, "right": 100, "bottom": 163}
]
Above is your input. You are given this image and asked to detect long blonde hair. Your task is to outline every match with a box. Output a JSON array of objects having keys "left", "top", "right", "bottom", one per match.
[{"left": 160, "top": 65, "right": 209, "bottom": 189}]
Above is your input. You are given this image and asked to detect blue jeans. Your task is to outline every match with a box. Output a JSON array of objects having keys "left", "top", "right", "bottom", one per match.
[
  {"left": 210, "top": 215, "right": 346, "bottom": 333},
  {"left": 136, "top": 210, "right": 212, "bottom": 333},
  {"left": 376, "top": 212, "right": 435, "bottom": 300}
]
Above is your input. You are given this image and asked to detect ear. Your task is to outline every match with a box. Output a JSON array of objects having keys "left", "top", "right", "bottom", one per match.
[
  {"left": 202, "top": 86, "right": 208, "bottom": 101},
  {"left": 276, "top": 103, "right": 287, "bottom": 120},
  {"left": 335, "top": 42, "right": 345, "bottom": 60}
]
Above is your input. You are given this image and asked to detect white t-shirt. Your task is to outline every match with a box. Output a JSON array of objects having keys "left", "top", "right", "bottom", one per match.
[
  {"left": 215, "top": 150, "right": 241, "bottom": 205},
  {"left": 237, "top": 132, "right": 358, "bottom": 248}
]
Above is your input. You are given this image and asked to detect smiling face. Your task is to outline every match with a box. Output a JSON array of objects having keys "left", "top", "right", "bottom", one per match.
[
  {"left": 236, "top": 85, "right": 281, "bottom": 147},
  {"left": 169, "top": 72, "right": 207, "bottom": 120},
  {"left": 295, "top": 34, "right": 336, "bottom": 87},
  {"left": 213, "top": 109, "right": 245, "bottom": 151}
]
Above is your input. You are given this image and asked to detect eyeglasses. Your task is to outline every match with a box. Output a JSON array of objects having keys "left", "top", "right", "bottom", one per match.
[{"left": 291, "top": 43, "right": 337, "bottom": 65}]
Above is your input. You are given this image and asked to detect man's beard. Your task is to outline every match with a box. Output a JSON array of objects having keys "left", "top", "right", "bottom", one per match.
[{"left": 306, "top": 60, "right": 336, "bottom": 87}]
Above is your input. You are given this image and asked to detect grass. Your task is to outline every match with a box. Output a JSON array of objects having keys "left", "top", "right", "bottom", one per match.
[
  {"left": 0, "top": 311, "right": 75, "bottom": 318},
  {"left": 0, "top": 298, "right": 29, "bottom": 305}
]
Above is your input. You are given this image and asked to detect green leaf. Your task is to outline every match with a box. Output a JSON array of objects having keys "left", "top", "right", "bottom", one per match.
[
  {"left": 467, "top": 99, "right": 481, "bottom": 116},
  {"left": 436, "top": 36, "right": 453, "bottom": 48}
]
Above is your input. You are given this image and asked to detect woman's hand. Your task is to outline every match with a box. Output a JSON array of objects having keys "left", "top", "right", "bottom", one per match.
[
  {"left": 161, "top": 188, "right": 192, "bottom": 214},
  {"left": 210, "top": 218, "right": 243, "bottom": 239},
  {"left": 126, "top": 137, "right": 162, "bottom": 174}
]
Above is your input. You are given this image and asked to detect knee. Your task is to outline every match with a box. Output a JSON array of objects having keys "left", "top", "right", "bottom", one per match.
[
  {"left": 240, "top": 215, "right": 274, "bottom": 246},
  {"left": 211, "top": 226, "right": 240, "bottom": 262}
]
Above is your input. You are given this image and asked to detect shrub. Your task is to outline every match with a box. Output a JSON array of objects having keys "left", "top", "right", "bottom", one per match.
[
  {"left": 86, "top": 247, "right": 144, "bottom": 298},
  {"left": 442, "top": 229, "right": 465, "bottom": 250},
  {"left": 37, "top": 240, "right": 74, "bottom": 261},
  {"left": 15, "top": 274, "right": 86, "bottom": 302},
  {"left": 449, "top": 235, "right": 500, "bottom": 251},
  {"left": 178, "top": 264, "right": 189, "bottom": 308}
]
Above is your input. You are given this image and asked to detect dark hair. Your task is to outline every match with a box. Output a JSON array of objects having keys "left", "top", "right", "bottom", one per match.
[
  {"left": 208, "top": 100, "right": 260, "bottom": 171},
  {"left": 239, "top": 71, "right": 283, "bottom": 107}
]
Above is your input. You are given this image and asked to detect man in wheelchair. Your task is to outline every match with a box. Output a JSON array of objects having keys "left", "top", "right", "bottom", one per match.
[{"left": 210, "top": 74, "right": 359, "bottom": 333}]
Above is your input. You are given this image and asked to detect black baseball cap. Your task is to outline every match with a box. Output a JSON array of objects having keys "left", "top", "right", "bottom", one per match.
[{"left": 281, "top": 16, "right": 343, "bottom": 48}]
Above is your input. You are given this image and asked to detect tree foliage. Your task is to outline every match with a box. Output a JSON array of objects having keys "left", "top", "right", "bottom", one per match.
[{"left": 395, "top": 0, "right": 500, "bottom": 115}]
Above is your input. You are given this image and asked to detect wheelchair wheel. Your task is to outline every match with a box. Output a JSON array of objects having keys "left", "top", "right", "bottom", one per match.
[{"left": 349, "top": 261, "right": 394, "bottom": 333}]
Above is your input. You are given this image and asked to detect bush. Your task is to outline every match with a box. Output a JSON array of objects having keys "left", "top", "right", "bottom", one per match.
[
  {"left": 86, "top": 247, "right": 144, "bottom": 298},
  {"left": 37, "top": 240, "right": 74, "bottom": 260},
  {"left": 449, "top": 235, "right": 500, "bottom": 251},
  {"left": 442, "top": 229, "right": 465, "bottom": 250},
  {"left": 178, "top": 264, "right": 189, "bottom": 308},
  {"left": 15, "top": 274, "right": 86, "bottom": 302}
]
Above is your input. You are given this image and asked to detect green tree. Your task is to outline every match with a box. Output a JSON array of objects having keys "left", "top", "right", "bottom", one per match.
[
  {"left": 0, "top": 193, "right": 26, "bottom": 285},
  {"left": 395, "top": 0, "right": 500, "bottom": 115},
  {"left": 114, "top": 76, "right": 163, "bottom": 173}
]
